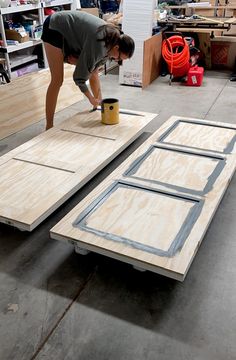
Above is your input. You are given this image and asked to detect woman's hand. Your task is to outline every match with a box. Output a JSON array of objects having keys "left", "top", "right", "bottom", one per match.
[
  {"left": 89, "top": 96, "right": 101, "bottom": 108},
  {"left": 84, "top": 88, "right": 101, "bottom": 109}
]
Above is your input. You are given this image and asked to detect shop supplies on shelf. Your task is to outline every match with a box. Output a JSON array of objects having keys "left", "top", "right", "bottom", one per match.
[{"left": 5, "top": 28, "right": 29, "bottom": 43}]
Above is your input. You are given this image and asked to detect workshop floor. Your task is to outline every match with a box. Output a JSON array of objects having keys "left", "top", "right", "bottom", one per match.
[{"left": 0, "top": 70, "right": 236, "bottom": 360}]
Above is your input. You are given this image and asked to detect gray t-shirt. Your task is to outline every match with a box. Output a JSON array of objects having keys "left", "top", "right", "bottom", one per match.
[{"left": 49, "top": 11, "right": 108, "bottom": 93}]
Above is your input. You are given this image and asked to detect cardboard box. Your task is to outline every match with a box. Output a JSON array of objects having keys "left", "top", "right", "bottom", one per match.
[
  {"left": 198, "top": 32, "right": 212, "bottom": 69},
  {"left": 211, "top": 36, "right": 236, "bottom": 70},
  {"left": 5, "top": 29, "right": 29, "bottom": 43},
  {"left": 80, "top": 7, "right": 99, "bottom": 17}
]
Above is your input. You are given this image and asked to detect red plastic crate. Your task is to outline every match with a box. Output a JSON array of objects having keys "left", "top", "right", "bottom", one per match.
[{"left": 186, "top": 66, "right": 204, "bottom": 86}]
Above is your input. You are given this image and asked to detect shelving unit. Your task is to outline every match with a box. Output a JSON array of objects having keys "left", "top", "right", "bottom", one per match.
[
  {"left": 0, "top": 0, "right": 75, "bottom": 80},
  {"left": 6, "top": 38, "right": 42, "bottom": 53},
  {"left": 10, "top": 53, "right": 38, "bottom": 67},
  {"left": 119, "top": 0, "right": 162, "bottom": 88}
]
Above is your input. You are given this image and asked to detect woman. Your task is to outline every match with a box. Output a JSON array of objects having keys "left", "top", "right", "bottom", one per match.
[{"left": 41, "top": 10, "right": 135, "bottom": 129}]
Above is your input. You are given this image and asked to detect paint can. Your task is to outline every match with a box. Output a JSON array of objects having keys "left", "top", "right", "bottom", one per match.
[{"left": 101, "top": 98, "right": 119, "bottom": 125}]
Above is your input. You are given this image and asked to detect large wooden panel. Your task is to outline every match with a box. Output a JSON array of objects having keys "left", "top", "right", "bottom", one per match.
[
  {"left": 51, "top": 116, "right": 236, "bottom": 281},
  {"left": 142, "top": 33, "right": 162, "bottom": 89},
  {"left": 0, "top": 65, "right": 83, "bottom": 140},
  {"left": 0, "top": 109, "right": 156, "bottom": 230}
]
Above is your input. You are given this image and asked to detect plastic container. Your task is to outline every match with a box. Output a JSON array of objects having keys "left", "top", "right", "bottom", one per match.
[
  {"left": 101, "top": 98, "right": 119, "bottom": 125},
  {"left": 186, "top": 66, "right": 204, "bottom": 86}
]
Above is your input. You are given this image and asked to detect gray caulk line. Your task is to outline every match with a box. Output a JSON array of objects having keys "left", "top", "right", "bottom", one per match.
[
  {"left": 158, "top": 120, "right": 236, "bottom": 154},
  {"left": 124, "top": 145, "right": 226, "bottom": 196},
  {"left": 73, "top": 180, "right": 204, "bottom": 257},
  {"left": 13, "top": 157, "right": 75, "bottom": 173},
  {"left": 61, "top": 128, "right": 116, "bottom": 141}
]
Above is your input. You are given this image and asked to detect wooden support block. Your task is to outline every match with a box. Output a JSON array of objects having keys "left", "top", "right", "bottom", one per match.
[
  {"left": 51, "top": 116, "right": 236, "bottom": 281},
  {"left": 0, "top": 109, "right": 157, "bottom": 230}
]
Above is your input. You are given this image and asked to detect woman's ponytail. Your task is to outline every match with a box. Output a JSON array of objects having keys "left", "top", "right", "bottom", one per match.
[
  {"left": 97, "top": 24, "right": 121, "bottom": 50},
  {"left": 119, "top": 34, "right": 135, "bottom": 58},
  {"left": 97, "top": 24, "right": 135, "bottom": 58}
]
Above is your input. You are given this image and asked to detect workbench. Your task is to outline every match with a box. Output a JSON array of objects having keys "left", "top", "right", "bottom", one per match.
[
  {"left": 158, "top": 16, "right": 236, "bottom": 32},
  {"left": 162, "top": 4, "right": 236, "bottom": 17}
]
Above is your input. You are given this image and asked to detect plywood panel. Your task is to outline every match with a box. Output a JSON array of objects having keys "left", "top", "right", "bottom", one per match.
[
  {"left": 14, "top": 128, "right": 117, "bottom": 173},
  {"left": 142, "top": 33, "right": 162, "bottom": 89},
  {"left": 74, "top": 181, "right": 201, "bottom": 255},
  {"left": 60, "top": 110, "right": 147, "bottom": 141},
  {"left": 0, "top": 109, "right": 156, "bottom": 230},
  {"left": 158, "top": 119, "right": 236, "bottom": 153},
  {"left": 0, "top": 159, "right": 72, "bottom": 227},
  {"left": 51, "top": 116, "right": 236, "bottom": 281},
  {"left": 0, "top": 65, "right": 83, "bottom": 140},
  {"left": 124, "top": 145, "right": 225, "bottom": 195}
]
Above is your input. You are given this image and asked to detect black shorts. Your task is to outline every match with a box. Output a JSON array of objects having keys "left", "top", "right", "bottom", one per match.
[{"left": 41, "top": 16, "right": 63, "bottom": 49}]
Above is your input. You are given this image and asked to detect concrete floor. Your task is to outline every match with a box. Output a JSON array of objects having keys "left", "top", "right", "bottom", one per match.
[{"left": 0, "top": 70, "right": 236, "bottom": 360}]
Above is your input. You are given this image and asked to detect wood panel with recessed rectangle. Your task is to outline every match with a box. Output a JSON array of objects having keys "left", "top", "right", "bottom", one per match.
[
  {"left": 124, "top": 145, "right": 226, "bottom": 195},
  {"left": 74, "top": 181, "right": 202, "bottom": 256},
  {"left": 158, "top": 119, "right": 236, "bottom": 153},
  {"left": 51, "top": 116, "right": 236, "bottom": 281}
]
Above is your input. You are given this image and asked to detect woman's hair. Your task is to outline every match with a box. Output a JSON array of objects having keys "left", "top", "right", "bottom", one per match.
[{"left": 97, "top": 24, "right": 135, "bottom": 58}]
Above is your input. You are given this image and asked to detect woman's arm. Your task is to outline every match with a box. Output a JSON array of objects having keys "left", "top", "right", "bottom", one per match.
[
  {"left": 89, "top": 68, "right": 102, "bottom": 105},
  {"left": 83, "top": 89, "right": 101, "bottom": 108},
  {"left": 73, "top": 53, "right": 101, "bottom": 107}
]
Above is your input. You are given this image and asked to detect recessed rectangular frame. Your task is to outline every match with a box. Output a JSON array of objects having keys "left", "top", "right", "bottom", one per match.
[
  {"left": 124, "top": 144, "right": 226, "bottom": 196},
  {"left": 158, "top": 119, "right": 236, "bottom": 154},
  {"left": 73, "top": 180, "right": 204, "bottom": 257},
  {"left": 50, "top": 116, "right": 236, "bottom": 281}
]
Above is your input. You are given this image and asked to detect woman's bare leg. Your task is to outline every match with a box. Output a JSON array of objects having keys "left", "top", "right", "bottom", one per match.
[{"left": 44, "top": 42, "right": 64, "bottom": 129}]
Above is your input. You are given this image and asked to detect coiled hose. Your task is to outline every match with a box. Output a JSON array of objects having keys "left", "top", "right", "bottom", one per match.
[{"left": 162, "top": 35, "right": 190, "bottom": 78}]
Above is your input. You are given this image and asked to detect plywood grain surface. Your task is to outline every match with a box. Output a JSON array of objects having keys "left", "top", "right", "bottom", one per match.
[
  {"left": 0, "top": 109, "right": 156, "bottom": 230},
  {"left": 124, "top": 145, "right": 225, "bottom": 195},
  {"left": 0, "top": 65, "right": 83, "bottom": 140},
  {"left": 51, "top": 116, "right": 236, "bottom": 281},
  {"left": 159, "top": 120, "right": 236, "bottom": 153}
]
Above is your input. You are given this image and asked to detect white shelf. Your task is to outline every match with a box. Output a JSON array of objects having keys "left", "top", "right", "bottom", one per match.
[
  {"left": 6, "top": 39, "right": 42, "bottom": 53},
  {"left": 42, "top": 0, "right": 72, "bottom": 7},
  {"left": 0, "top": 0, "right": 73, "bottom": 15},
  {"left": 0, "top": 4, "right": 41, "bottom": 15},
  {"left": 10, "top": 54, "right": 38, "bottom": 68}
]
